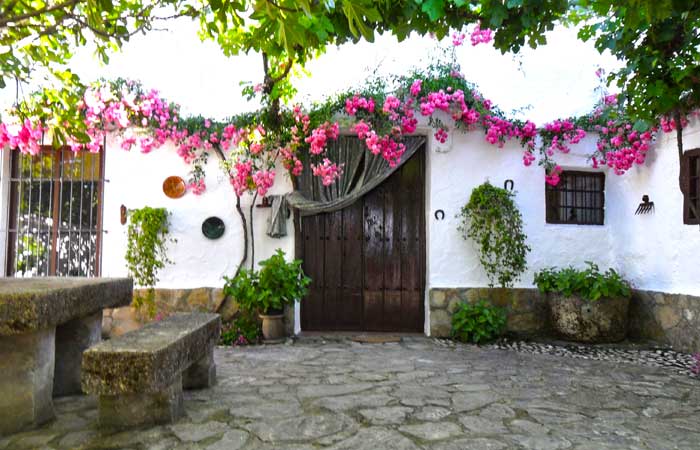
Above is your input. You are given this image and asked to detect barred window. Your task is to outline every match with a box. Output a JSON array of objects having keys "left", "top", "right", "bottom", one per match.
[
  {"left": 683, "top": 149, "right": 700, "bottom": 225},
  {"left": 6, "top": 147, "right": 105, "bottom": 277},
  {"left": 546, "top": 171, "right": 605, "bottom": 225}
]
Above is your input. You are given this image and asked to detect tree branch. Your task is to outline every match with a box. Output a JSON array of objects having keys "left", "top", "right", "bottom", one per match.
[{"left": 0, "top": 0, "right": 82, "bottom": 28}]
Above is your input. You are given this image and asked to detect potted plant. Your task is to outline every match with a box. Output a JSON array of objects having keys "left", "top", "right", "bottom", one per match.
[
  {"left": 534, "top": 262, "right": 632, "bottom": 343},
  {"left": 224, "top": 249, "right": 310, "bottom": 341}
]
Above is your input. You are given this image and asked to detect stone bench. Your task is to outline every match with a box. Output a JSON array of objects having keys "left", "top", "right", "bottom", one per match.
[
  {"left": 0, "top": 277, "right": 132, "bottom": 436},
  {"left": 81, "top": 312, "right": 221, "bottom": 429}
]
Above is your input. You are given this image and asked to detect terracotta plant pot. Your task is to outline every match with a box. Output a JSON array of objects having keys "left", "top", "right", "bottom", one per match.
[
  {"left": 549, "top": 294, "right": 630, "bottom": 343},
  {"left": 259, "top": 311, "right": 285, "bottom": 341}
]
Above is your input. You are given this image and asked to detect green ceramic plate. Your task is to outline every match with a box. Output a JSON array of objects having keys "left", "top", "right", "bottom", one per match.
[{"left": 202, "top": 216, "right": 225, "bottom": 239}]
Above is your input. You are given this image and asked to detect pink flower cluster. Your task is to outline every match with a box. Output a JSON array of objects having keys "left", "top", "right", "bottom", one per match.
[
  {"left": 230, "top": 161, "right": 253, "bottom": 196},
  {"left": 451, "top": 32, "right": 466, "bottom": 47},
  {"left": 187, "top": 179, "right": 206, "bottom": 195},
  {"left": 252, "top": 169, "right": 275, "bottom": 196},
  {"left": 545, "top": 165, "right": 563, "bottom": 186},
  {"left": 470, "top": 24, "right": 493, "bottom": 46},
  {"left": 311, "top": 158, "right": 343, "bottom": 186},
  {"left": 305, "top": 121, "right": 339, "bottom": 154},
  {"left": 593, "top": 121, "right": 652, "bottom": 175},
  {"left": 345, "top": 95, "right": 375, "bottom": 115},
  {"left": 541, "top": 120, "right": 586, "bottom": 155},
  {"left": 0, "top": 120, "right": 44, "bottom": 155}
]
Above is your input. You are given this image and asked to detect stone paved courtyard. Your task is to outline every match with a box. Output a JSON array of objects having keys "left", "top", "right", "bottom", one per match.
[{"left": 1, "top": 337, "right": 698, "bottom": 450}]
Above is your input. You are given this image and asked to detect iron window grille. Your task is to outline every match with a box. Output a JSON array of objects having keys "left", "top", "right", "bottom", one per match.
[
  {"left": 683, "top": 148, "right": 700, "bottom": 225},
  {"left": 6, "top": 146, "right": 105, "bottom": 277},
  {"left": 545, "top": 171, "right": 605, "bottom": 225}
]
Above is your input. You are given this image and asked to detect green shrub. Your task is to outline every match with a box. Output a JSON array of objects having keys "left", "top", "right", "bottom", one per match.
[
  {"left": 220, "top": 312, "right": 260, "bottom": 346},
  {"left": 451, "top": 300, "right": 507, "bottom": 344},
  {"left": 223, "top": 249, "right": 311, "bottom": 314},
  {"left": 125, "top": 206, "right": 174, "bottom": 315},
  {"left": 458, "top": 182, "right": 530, "bottom": 288},
  {"left": 534, "top": 262, "right": 631, "bottom": 301}
]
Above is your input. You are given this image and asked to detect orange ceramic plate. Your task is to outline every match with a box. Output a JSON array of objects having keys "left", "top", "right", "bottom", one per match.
[{"left": 163, "top": 176, "right": 186, "bottom": 199}]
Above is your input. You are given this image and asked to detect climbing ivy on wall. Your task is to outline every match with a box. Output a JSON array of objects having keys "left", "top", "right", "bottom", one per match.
[
  {"left": 125, "top": 206, "right": 174, "bottom": 313},
  {"left": 458, "top": 182, "right": 530, "bottom": 288}
]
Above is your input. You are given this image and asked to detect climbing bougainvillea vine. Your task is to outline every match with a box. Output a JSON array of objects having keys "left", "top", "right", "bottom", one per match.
[{"left": 0, "top": 59, "right": 687, "bottom": 194}]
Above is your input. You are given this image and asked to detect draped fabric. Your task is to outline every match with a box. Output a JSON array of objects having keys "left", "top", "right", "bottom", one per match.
[
  {"left": 265, "top": 194, "right": 289, "bottom": 238},
  {"left": 287, "top": 135, "right": 426, "bottom": 217}
]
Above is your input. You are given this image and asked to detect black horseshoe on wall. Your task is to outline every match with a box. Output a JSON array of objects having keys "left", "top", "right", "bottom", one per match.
[
  {"left": 434, "top": 209, "right": 445, "bottom": 220},
  {"left": 504, "top": 179, "right": 514, "bottom": 191}
]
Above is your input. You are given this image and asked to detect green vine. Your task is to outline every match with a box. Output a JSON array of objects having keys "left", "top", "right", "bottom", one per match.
[
  {"left": 125, "top": 206, "right": 175, "bottom": 314},
  {"left": 458, "top": 182, "right": 530, "bottom": 288}
]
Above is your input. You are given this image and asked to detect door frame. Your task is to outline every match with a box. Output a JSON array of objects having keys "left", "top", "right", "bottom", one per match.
[{"left": 295, "top": 140, "right": 427, "bottom": 333}]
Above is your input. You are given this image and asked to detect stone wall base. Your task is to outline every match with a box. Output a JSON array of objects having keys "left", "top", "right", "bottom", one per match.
[
  {"left": 102, "top": 288, "right": 242, "bottom": 340},
  {"left": 429, "top": 287, "right": 700, "bottom": 354},
  {"left": 628, "top": 290, "right": 700, "bottom": 354},
  {"left": 429, "top": 288, "right": 549, "bottom": 339}
]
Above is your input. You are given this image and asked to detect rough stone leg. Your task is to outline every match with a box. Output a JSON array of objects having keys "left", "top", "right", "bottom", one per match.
[
  {"left": 53, "top": 311, "right": 103, "bottom": 397},
  {"left": 97, "top": 375, "right": 184, "bottom": 429},
  {"left": 183, "top": 345, "right": 216, "bottom": 389},
  {"left": 0, "top": 328, "right": 56, "bottom": 436}
]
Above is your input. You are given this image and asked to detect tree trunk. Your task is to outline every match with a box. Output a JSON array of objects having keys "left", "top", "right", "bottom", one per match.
[
  {"left": 234, "top": 195, "right": 248, "bottom": 278},
  {"left": 249, "top": 193, "right": 258, "bottom": 270}
]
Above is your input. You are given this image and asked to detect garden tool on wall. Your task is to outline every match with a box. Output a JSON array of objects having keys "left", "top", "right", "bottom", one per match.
[{"left": 635, "top": 195, "right": 654, "bottom": 215}]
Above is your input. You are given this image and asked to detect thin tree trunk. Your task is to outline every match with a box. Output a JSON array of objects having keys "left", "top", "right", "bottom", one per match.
[
  {"left": 249, "top": 192, "right": 258, "bottom": 270},
  {"left": 234, "top": 195, "right": 248, "bottom": 277}
]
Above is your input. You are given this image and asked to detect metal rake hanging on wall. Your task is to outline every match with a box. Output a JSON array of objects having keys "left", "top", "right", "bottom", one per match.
[{"left": 635, "top": 195, "right": 655, "bottom": 215}]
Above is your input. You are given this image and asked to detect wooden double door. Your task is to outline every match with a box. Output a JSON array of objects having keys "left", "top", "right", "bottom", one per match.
[{"left": 299, "top": 149, "right": 425, "bottom": 332}]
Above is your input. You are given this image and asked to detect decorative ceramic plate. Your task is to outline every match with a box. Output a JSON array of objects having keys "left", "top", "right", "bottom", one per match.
[
  {"left": 202, "top": 216, "right": 225, "bottom": 239},
  {"left": 163, "top": 176, "right": 186, "bottom": 199}
]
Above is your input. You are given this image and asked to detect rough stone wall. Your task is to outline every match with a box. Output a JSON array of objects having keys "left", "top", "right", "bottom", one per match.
[
  {"left": 102, "top": 288, "right": 239, "bottom": 339},
  {"left": 429, "top": 288, "right": 549, "bottom": 338},
  {"left": 429, "top": 287, "right": 700, "bottom": 353},
  {"left": 628, "top": 290, "right": 700, "bottom": 354}
]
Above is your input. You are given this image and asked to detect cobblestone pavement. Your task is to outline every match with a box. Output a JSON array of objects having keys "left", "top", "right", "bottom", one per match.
[{"left": 2, "top": 337, "right": 699, "bottom": 450}]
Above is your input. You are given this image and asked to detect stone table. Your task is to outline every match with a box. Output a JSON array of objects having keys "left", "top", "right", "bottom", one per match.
[{"left": 0, "top": 277, "right": 132, "bottom": 436}]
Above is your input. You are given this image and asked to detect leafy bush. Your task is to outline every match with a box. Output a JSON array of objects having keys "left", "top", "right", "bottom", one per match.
[
  {"left": 221, "top": 313, "right": 261, "bottom": 346},
  {"left": 451, "top": 300, "right": 507, "bottom": 344},
  {"left": 534, "top": 262, "right": 631, "bottom": 301},
  {"left": 223, "top": 249, "right": 311, "bottom": 314},
  {"left": 458, "top": 182, "right": 530, "bottom": 288},
  {"left": 125, "top": 206, "right": 174, "bottom": 315}
]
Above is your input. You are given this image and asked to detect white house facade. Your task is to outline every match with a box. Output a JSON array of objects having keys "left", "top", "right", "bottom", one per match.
[{"left": 1, "top": 115, "right": 699, "bottom": 350}]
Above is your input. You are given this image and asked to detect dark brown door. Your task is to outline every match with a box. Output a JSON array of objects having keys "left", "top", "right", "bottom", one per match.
[{"left": 300, "top": 148, "right": 425, "bottom": 332}]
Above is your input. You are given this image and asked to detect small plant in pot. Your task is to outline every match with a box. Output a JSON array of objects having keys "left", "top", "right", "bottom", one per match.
[
  {"left": 534, "top": 262, "right": 632, "bottom": 343},
  {"left": 224, "top": 249, "right": 310, "bottom": 341}
]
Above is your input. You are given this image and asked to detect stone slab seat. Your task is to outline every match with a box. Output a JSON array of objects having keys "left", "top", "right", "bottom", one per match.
[
  {"left": 81, "top": 312, "right": 221, "bottom": 429},
  {"left": 0, "top": 277, "right": 132, "bottom": 437}
]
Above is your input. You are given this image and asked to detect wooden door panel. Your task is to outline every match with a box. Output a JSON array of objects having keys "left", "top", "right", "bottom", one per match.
[
  {"left": 341, "top": 201, "right": 364, "bottom": 329},
  {"left": 300, "top": 145, "right": 425, "bottom": 332},
  {"left": 324, "top": 210, "right": 343, "bottom": 329}
]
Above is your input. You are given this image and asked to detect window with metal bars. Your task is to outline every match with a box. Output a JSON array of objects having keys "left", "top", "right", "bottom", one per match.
[
  {"left": 545, "top": 171, "right": 605, "bottom": 225},
  {"left": 683, "top": 148, "right": 700, "bottom": 225},
  {"left": 6, "top": 147, "right": 105, "bottom": 277}
]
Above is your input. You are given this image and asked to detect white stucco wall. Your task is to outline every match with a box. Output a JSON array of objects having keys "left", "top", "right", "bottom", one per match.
[
  {"left": 426, "top": 120, "right": 700, "bottom": 297},
  {"left": 100, "top": 135, "right": 294, "bottom": 289},
  {"left": 606, "top": 120, "right": 700, "bottom": 297}
]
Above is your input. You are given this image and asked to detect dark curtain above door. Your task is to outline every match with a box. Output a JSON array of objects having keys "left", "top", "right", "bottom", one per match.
[{"left": 287, "top": 135, "right": 426, "bottom": 216}]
